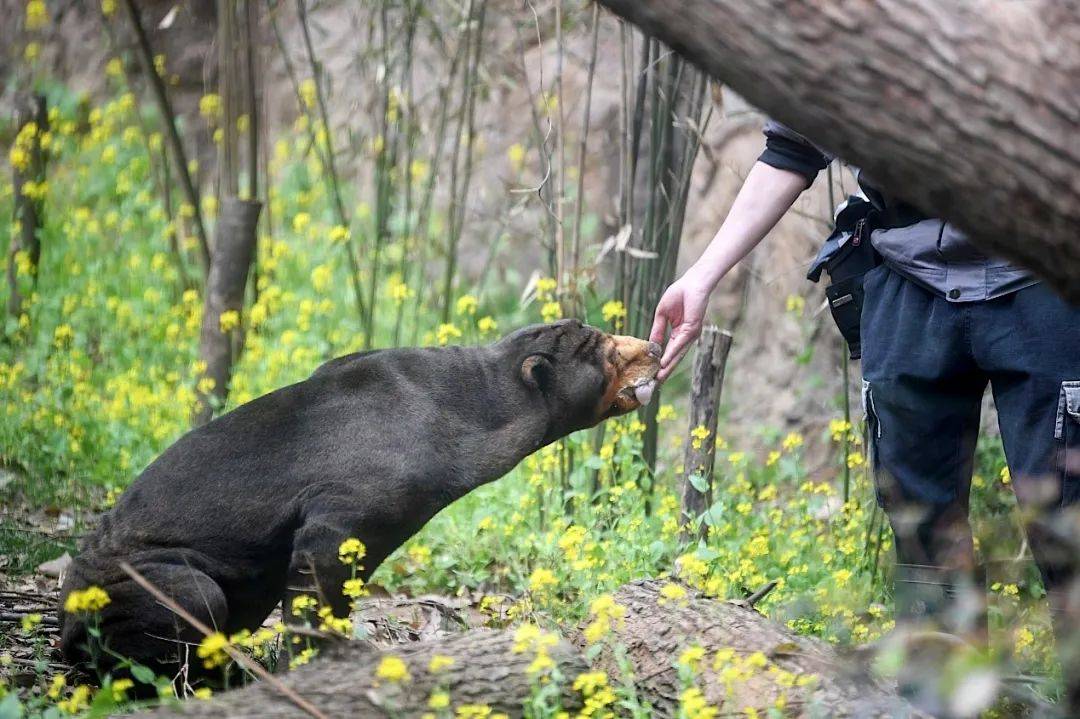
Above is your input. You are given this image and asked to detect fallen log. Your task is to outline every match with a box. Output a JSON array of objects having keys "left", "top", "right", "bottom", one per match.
[
  {"left": 598, "top": 579, "right": 926, "bottom": 718},
  {"left": 137, "top": 580, "right": 924, "bottom": 718},
  {"left": 143, "top": 630, "right": 587, "bottom": 718}
]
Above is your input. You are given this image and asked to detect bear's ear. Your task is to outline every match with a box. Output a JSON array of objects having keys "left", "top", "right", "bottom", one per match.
[{"left": 521, "top": 354, "right": 554, "bottom": 393}]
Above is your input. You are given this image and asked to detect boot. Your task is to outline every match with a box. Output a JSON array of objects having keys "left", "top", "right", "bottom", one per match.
[{"left": 892, "top": 563, "right": 988, "bottom": 717}]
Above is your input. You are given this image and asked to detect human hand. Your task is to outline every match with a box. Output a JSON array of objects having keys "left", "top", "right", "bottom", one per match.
[{"left": 649, "top": 268, "right": 715, "bottom": 381}]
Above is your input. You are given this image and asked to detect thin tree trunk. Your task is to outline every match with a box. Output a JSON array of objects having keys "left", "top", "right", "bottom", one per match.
[
  {"left": 194, "top": 198, "right": 261, "bottom": 426},
  {"left": 6, "top": 95, "right": 48, "bottom": 322},
  {"left": 595, "top": 0, "right": 1080, "bottom": 302},
  {"left": 680, "top": 327, "right": 733, "bottom": 542}
]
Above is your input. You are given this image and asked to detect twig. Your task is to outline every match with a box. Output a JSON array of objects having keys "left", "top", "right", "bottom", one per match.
[
  {"left": 743, "top": 580, "right": 779, "bottom": 608},
  {"left": 118, "top": 562, "right": 329, "bottom": 719}
]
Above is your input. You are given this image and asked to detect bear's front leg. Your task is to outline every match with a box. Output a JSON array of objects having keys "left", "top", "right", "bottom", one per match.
[{"left": 285, "top": 502, "right": 366, "bottom": 623}]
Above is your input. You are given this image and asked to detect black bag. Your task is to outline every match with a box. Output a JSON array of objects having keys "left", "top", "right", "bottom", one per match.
[{"left": 807, "top": 197, "right": 882, "bottom": 360}]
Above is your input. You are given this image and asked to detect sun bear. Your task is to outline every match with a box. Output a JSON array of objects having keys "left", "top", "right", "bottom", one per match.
[{"left": 59, "top": 319, "right": 660, "bottom": 674}]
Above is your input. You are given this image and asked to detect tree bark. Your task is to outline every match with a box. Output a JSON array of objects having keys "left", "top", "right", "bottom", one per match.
[
  {"left": 596, "top": 0, "right": 1080, "bottom": 302},
  {"left": 143, "top": 630, "right": 587, "bottom": 718},
  {"left": 194, "top": 198, "right": 261, "bottom": 426},
  {"left": 598, "top": 580, "right": 926, "bottom": 718},
  {"left": 137, "top": 581, "right": 922, "bottom": 718},
  {"left": 680, "top": 327, "right": 733, "bottom": 542}
]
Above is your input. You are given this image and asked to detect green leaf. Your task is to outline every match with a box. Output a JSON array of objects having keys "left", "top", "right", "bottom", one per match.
[
  {"left": 0, "top": 694, "right": 25, "bottom": 719},
  {"left": 687, "top": 472, "right": 710, "bottom": 493},
  {"left": 702, "top": 500, "right": 725, "bottom": 526},
  {"left": 129, "top": 663, "right": 157, "bottom": 684}
]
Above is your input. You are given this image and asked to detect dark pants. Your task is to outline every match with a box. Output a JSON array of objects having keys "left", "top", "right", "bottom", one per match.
[{"left": 860, "top": 265, "right": 1080, "bottom": 620}]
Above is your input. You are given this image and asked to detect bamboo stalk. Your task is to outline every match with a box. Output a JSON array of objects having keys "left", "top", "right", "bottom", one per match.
[
  {"left": 266, "top": 0, "right": 367, "bottom": 324},
  {"left": 119, "top": 0, "right": 211, "bottom": 273},
  {"left": 569, "top": 2, "right": 601, "bottom": 319}
]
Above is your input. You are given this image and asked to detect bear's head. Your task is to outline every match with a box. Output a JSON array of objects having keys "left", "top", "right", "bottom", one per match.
[{"left": 499, "top": 319, "right": 660, "bottom": 442}]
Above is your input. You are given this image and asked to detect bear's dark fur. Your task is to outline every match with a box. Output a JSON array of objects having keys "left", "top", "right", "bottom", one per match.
[{"left": 59, "top": 320, "right": 659, "bottom": 673}]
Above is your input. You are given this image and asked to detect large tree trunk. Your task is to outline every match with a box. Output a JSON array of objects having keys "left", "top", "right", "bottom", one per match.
[
  {"left": 139, "top": 581, "right": 920, "bottom": 718},
  {"left": 596, "top": 0, "right": 1080, "bottom": 302}
]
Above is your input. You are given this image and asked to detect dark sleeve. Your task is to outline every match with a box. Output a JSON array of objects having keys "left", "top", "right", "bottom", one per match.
[{"left": 757, "top": 120, "right": 832, "bottom": 185}]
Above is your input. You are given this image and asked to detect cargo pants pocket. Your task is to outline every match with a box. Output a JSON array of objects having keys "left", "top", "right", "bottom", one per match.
[
  {"left": 1056, "top": 381, "right": 1080, "bottom": 506},
  {"left": 862, "top": 379, "right": 887, "bottom": 507}
]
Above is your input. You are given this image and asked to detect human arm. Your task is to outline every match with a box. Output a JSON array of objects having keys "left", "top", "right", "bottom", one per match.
[{"left": 650, "top": 161, "right": 811, "bottom": 380}]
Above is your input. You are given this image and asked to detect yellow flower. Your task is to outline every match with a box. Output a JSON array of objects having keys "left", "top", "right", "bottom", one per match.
[
  {"left": 26, "top": 0, "right": 48, "bottom": 29},
  {"left": 690, "top": 425, "right": 710, "bottom": 450},
  {"left": 766, "top": 450, "right": 781, "bottom": 467},
  {"left": 218, "top": 310, "right": 240, "bottom": 333},
  {"left": 528, "top": 567, "right": 558, "bottom": 593},
  {"left": 199, "top": 93, "right": 222, "bottom": 120},
  {"left": 428, "top": 692, "right": 450, "bottom": 709},
  {"left": 679, "top": 687, "right": 717, "bottom": 719},
  {"left": 456, "top": 294, "right": 479, "bottom": 316},
  {"left": 110, "top": 678, "right": 134, "bottom": 701},
  {"left": 291, "top": 594, "right": 317, "bottom": 616},
  {"left": 540, "top": 301, "right": 562, "bottom": 323},
  {"left": 408, "top": 544, "right": 432, "bottom": 565},
  {"left": 601, "top": 300, "right": 627, "bottom": 327},
  {"left": 299, "top": 78, "right": 318, "bottom": 109},
  {"left": 193, "top": 687, "right": 213, "bottom": 700},
  {"left": 343, "top": 578, "right": 366, "bottom": 598},
  {"left": 311, "top": 263, "right": 333, "bottom": 292},
  {"left": 375, "top": 655, "right": 411, "bottom": 683},
  {"left": 329, "top": 225, "right": 350, "bottom": 244},
  {"left": 477, "top": 316, "right": 498, "bottom": 336},
  {"left": 63, "top": 586, "right": 111, "bottom": 613},
  {"left": 507, "top": 143, "right": 526, "bottom": 173},
  {"left": 656, "top": 404, "right": 677, "bottom": 422},
  {"left": 678, "top": 645, "right": 706, "bottom": 671},
  {"left": 785, "top": 294, "right": 805, "bottom": 315},
  {"left": 292, "top": 212, "right": 311, "bottom": 233},
  {"left": 24, "top": 42, "right": 40, "bottom": 61},
  {"left": 21, "top": 613, "right": 42, "bottom": 632},
  {"left": 410, "top": 159, "right": 429, "bottom": 183},
  {"left": 1000, "top": 466, "right": 1011, "bottom": 485},
  {"left": 846, "top": 451, "right": 865, "bottom": 469},
  {"left": 781, "top": 432, "right": 804, "bottom": 452},
  {"left": 338, "top": 537, "right": 366, "bottom": 564},
  {"left": 535, "top": 277, "right": 557, "bottom": 300},
  {"left": 428, "top": 654, "right": 455, "bottom": 673},
  {"left": 437, "top": 323, "right": 462, "bottom": 346},
  {"left": 101, "top": 0, "right": 116, "bottom": 16},
  {"left": 58, "top": 685, "right": 93, "bottom": 715},
  {"left": 197, "top": 632, "right": 231, "bottom": 669},
  {"left": 658, "top": 582, "right": 687, "bottom": 605},
  {"left": 53, "top": 324, "right": 74, "bottom": 348}
]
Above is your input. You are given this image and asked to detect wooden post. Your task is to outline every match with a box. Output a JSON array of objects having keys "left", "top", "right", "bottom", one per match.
[
  {"left": 679, "top": 326, "right": 733, "bottom": 542},
  {"left": 6, "top": 95, "right": 48, "bottom": 322}
]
